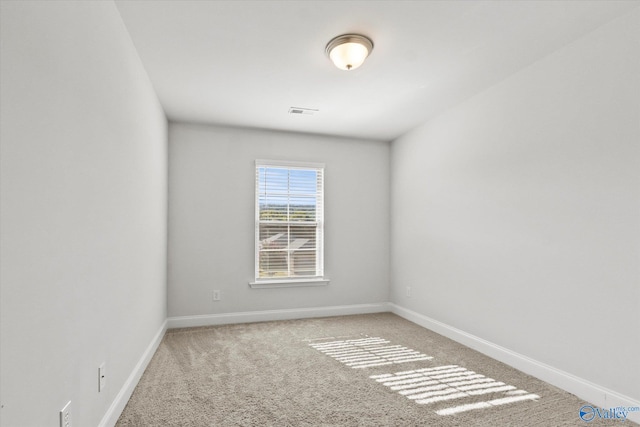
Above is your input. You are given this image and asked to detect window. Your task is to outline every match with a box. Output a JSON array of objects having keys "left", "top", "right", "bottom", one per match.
[{"left": 252, "top": 160, "right": 326, "bottom": 286}]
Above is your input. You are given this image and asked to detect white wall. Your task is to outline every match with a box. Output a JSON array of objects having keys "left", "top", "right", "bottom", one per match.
[
  {"left": 0, "top": 2, "right": 167, "bottom": 426},
  {"left": 168, "top": 123, "right": 389, "bottom": 317},
  {"left": 391, "top": 7, "right": 639, "bottom": 401}
]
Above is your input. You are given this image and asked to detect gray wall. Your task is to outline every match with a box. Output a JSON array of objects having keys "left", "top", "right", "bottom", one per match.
[
  {"left": 0, "top": 2, "right": 168, "bottom": 426},
  {"left": 390, "top": 8, "right": 639, "bottom": 400},
  {"left": 168, "top": 123, "right": 389, "bottom": 317}
]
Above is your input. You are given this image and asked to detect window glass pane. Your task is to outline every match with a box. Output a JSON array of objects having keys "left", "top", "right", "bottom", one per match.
[
  {"left": 259, "top": 224, "right": 288, "bottom": 278},
  {"left": 259, "top": 250, "right": 288, "bottom": 278},
  {"left": 289, "top": 224, "right": 316, "bottom": 247},
  {"left": 259, "top": 224, "right": 288, "bottom": 250},
  {"left": 289, "top": 196, "right": 316, "bottom": 221},
  {"left": 289, "top": 169, "right": 317, "bottom": 194},
  {"left": 291, "top": 250, "right": 316, "bottom": 276},
  {"left": 259, "top": 167, "right": 289, "bottom": 194},
  {"left": 259, "top": 194, "right": 288, "bottom": 221}
]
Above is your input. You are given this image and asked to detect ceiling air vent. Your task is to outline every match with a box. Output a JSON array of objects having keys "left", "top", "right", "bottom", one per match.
[{"left": 289, "top": 107, "right": 318, "bottom": 115}]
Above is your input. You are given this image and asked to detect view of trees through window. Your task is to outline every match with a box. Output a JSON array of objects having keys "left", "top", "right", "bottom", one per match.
[{"left": 257, "top": 165, "right": 323, "bottom": 279}]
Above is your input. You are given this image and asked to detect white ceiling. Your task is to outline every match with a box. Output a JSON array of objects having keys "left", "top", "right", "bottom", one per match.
[{"left": 114, "top": 0, "right": 637, "bottom": 142}]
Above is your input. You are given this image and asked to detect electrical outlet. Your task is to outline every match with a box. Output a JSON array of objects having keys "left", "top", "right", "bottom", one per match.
[
  {"left": 213, "top": 290, "right": 221, "bottom": 301},
  {"left": 60, "top": 401, "right": 72, "bottom": 427},
  {"left": 98, "top": 363, "right": 106, "bottom": 392},
  {"left": 406, "top": 286, "right": 411, "bottom": 297}
]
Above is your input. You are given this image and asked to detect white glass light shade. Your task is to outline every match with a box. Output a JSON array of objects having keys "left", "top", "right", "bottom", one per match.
[{"left": 326, "top": 34, "right": 373, "bottom": 71}]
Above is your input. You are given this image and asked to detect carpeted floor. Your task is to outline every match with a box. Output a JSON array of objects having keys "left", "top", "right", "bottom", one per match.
[{"left": 116, "top": 313, "right": 637, "bottom": 426}]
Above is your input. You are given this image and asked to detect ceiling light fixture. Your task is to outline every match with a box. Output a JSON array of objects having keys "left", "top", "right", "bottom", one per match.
[{"left": 325, "top": 34, "right": 374, "bottom": 71}]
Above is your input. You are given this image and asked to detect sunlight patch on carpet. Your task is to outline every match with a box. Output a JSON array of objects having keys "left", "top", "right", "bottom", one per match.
[
  {"left": 370, "top": 365, "right": 540, "bottom": 415},
  {"left": 308, "top": 336, "right": 433, "bottom": 368}
]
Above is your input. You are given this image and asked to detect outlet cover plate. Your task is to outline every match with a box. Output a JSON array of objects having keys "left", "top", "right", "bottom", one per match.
[
  {"left": 60, "top": 401, "right": 72, "bottom": 427},
  {"left": 99, "top": 363, "right": 106, "bottom": 392}
]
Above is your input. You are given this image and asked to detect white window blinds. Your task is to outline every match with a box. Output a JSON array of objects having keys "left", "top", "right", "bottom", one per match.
[{"left": 255, "top": 160, "right": 324, "bottom": 281}]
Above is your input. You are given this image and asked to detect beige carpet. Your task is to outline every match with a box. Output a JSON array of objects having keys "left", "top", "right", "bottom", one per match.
[{"left": 116, "top": 313, "right": 637, "bottom": 426}]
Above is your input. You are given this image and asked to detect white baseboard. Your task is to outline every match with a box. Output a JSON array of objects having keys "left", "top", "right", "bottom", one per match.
[
  {"left": 167, "top": 302, "right": 389, "bottom": 329},
  {"left": 389, "top": 303, "right": 640, "bottom": 424},
  {"left": 98, "top": 319, "right": 167, "bottom": 427}
]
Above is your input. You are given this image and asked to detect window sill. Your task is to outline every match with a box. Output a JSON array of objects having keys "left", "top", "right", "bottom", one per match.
[{"left": 249, "top": 278, "right": 330, "bottom": 289}]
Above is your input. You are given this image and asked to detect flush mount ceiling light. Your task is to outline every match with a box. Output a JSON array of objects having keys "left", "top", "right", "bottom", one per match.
[{"left": 325, "top": 34, "right": 374, "bottom": 71}]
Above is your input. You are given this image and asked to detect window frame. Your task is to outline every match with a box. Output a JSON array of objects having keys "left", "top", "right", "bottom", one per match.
[{"left": 250, "top": 159, "right": 329, "bottom": 288}]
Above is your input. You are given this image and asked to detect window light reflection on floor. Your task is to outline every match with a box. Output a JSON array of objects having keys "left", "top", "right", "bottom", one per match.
[
  {"left": 371, "top": 365, "right": 540, "bottom": 415},
  {"left": 308, "top": 336, "right": 433, "bottom": 368}
]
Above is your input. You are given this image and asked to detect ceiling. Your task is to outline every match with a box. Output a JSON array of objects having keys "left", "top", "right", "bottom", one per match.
[{"left": 114, "top": 0, "right": 637, "bottom": 142}]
